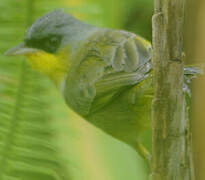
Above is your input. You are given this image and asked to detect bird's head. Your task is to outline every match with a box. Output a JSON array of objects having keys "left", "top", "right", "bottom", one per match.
[{"left": 4, "top": 10, "right": 78, "bottom": 86}]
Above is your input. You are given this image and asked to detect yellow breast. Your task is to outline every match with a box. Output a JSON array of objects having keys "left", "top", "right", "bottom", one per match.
[{"left": 25, "top": 50, "right": 69, "bottom": 87}]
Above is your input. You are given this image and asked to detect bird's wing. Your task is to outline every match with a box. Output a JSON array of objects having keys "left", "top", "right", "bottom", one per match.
[{"left": 63, "top": 30, "right": 152, "bottom": 116}]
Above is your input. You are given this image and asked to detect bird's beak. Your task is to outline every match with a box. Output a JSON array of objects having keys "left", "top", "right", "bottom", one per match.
[{"left": 4, "top": 43, "right": 40, "bottom": 56}]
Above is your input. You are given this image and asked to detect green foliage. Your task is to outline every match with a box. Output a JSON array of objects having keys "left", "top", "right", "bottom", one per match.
[
  {"left": 66, "top": 0, "right": 153, "bottom": 40},
  {"left": 0, "top": 1, "right": 70, "bottom": 179},
  {"left": 0, "top": 0, "right": 153, "bottom": 179}
]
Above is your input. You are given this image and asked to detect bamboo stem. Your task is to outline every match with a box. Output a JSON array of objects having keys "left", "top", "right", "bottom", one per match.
[{"left": 151, "top": 0, "right": 195, "bottom": 179}]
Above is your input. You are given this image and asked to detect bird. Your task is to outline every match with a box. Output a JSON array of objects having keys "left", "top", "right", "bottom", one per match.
[{"left": 4, "top": 10, "right": 200, "bottom": 162}]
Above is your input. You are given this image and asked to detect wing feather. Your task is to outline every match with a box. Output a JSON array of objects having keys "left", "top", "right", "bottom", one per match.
[{"left": 63, "top": 29, "right": 152, "bottom": 115}]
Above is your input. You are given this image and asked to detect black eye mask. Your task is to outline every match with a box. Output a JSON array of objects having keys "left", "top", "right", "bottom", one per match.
[{"left": 25, "top": 35, "right": 62, "bottom": 54}]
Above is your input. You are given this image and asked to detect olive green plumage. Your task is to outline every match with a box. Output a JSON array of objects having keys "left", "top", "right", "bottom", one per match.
[
  {"left": 61, "top": 27, "right": 153, "bottom": 151},
  {"left": 5, "top": 10, "right": 200, "bottom": 159}
]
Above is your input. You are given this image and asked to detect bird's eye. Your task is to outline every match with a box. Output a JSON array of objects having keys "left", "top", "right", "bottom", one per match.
[
  {"left": 49, "top": 36, "right": 59, "bottom": 46},
  {"left": 25, "top": 35, "right": 61, "bottom": 53},
  {"left": 44, "top": 35, "right": 61, "bottom": 53}
]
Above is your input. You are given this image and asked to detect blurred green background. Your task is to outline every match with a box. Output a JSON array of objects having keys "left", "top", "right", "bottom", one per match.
[{"left": 0, "top": 0, "right": 153, "bottom": 179}]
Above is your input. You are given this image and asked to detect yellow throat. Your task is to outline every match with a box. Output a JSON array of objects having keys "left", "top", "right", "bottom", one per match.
[{"left": 25, "top": 50, "right": 68, "bottom": 87}]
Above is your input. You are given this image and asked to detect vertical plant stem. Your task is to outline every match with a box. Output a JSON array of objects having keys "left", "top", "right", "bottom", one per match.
[
  {"left": 151, "top": 0, "right": 195, "bottom": 179},
  {"left": 191, "top": 1, "right": 205, "bottom": 179}
]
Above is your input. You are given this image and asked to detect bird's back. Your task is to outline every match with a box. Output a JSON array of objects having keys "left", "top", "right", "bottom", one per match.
[
  {"left": 61, "top": 27, "right": 201, "bottom": 150},
  {"left": 61, "top": 28, "right": 153, "bottom": 148}
]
